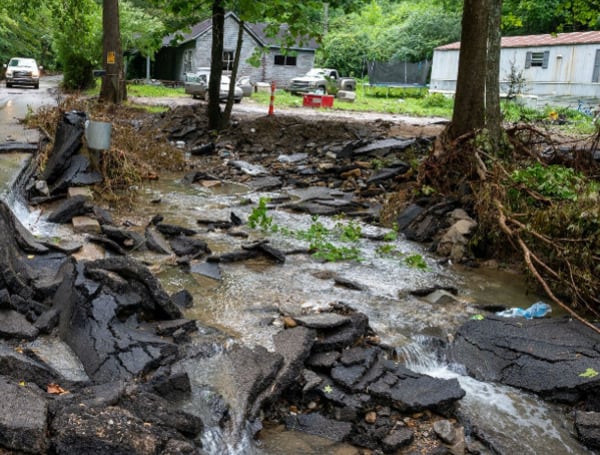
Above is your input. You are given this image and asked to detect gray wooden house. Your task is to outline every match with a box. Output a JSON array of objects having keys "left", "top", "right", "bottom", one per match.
[
  {"left": 154, "top": 12, "right": 318, "bottom": 87},
  {"left": 430, "top": 31, "right": 600, "bottom": 98}
]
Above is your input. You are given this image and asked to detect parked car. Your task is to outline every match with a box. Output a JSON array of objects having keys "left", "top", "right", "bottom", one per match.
[
  {"left": 184, "top": 71, "right": 243, "bottom": 103},
  {"left": 236, "top": 76, "right": 254, "bottom": 97},
  {"left": 287, "top": 68, "right": 356, "bottom": 95},
  {"left": 4, "top": 57, "right": 41, "bottom": 89}
]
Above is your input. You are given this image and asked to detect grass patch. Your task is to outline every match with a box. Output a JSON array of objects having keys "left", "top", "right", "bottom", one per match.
[
  {"left": 126, "top": 83, "right": 186, "bottom": 98},
  {"left": 250, "top": 88, "right": 454, "bottom": 118}
]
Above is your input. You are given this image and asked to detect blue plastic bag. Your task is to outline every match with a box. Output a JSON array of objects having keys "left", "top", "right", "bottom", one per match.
[{"left": 496, "top": 301, "right": 551, "bottom": 319}]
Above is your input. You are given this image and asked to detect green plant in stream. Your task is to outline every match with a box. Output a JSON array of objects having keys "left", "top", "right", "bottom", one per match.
[
  {"left": 404, "top": 253, "right": 429, "bottom": 270},
  {"left": 247, "top": 197, "right": 272, "bottom": 230},
  {"left": 335, "top": 219, "right": 362, "bottom": 242}
]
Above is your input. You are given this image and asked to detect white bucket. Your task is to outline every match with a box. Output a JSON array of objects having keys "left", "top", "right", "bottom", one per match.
[{"left": 85, "top": 120, "right": 112, "bottom": 150}]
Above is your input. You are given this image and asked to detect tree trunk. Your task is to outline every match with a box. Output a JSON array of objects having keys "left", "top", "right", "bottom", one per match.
[
  {"left": 485, "top": 0, "right": 503, "bottom": 149},
  {"left": 222, "top": 19, "right": 244, "bottom": 127},
  {"left": 447, "top": 0, "right": 489, "bottom": 140},
  {"left": 100, "top": 0, "right": 126, "bottom": 104},
  {"left": 207, "top": 0, "right": 225, "bottom": 131}
]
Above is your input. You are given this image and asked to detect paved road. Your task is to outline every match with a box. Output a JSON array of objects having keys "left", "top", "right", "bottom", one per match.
[{"left": 0, "top": 75, "right": 60, "bottom": 143}]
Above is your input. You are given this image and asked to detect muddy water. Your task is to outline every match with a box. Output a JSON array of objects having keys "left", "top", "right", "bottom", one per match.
[
  {"left": 128, "top": 172, "right": 590, "bottom": 454},
  {"left": 2, "top": 80, "right": 589, "bottom": 452}
]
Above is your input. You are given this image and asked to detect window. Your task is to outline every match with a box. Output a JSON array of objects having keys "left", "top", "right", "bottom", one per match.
[
  {"left": 593, "top": 49, "right": 600, "bottom": 83},
  {"left": 223, "top": 51, "right": 234, "bottom": 71},
  {"left": 183, "top": 49, "right": 193, "bottom": 73},
  {"left": 274, "top": 55, "right": 297, "bottom": 66},
  {"left": 525, "top": 51, "right": 549, "bottom": 69}
]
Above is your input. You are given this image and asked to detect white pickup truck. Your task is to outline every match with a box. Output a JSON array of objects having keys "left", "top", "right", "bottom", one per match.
[{"left": 287, "top": 68, "right": 356, "bottom": 95}]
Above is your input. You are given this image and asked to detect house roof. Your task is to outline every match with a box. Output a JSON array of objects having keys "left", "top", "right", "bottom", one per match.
[
  {"left": 162, "top": 12, "right": 318, "bottom": 51},
  {"left": 436, "top": 30, "right": 600, "bottom": 51}
]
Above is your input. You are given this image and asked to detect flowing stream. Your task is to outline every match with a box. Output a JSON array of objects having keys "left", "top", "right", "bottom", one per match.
[{"left": 0, "top": 156, "right": 593, "bottom": 454}]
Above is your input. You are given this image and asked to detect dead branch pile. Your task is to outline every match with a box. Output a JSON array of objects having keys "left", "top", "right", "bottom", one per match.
[{"left": 421, "top": 124, "right": 600, "bottom": 328}]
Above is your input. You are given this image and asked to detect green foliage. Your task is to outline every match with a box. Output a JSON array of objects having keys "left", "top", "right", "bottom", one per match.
[
  {"left": 251, "top": 88, "right": 454, "bottom": 118},
  {"left": 335, "top": 219, "right": 362, "bottom": 242},
  {"left": 404, "top": 253, "right": 429, "bottom": 270},
  {"left": 247, "top": 197, "right": 273, "bottom": 230},
  {"left": 579, "top": 368, "right": 599, "bottom": 378},
  {"left": 421, "top": 93, "right": 453, "bottom": 108},
  {"left": 510, "top": 163, "right": 585, "bottom": 201},
  {"left": 126, "top": 83, "right": 186, "bottom": 97},
  {"left": 502, "top": 0, "right": 600, "bottom": 34},
  {"left": 318, "top": 0, "right": 461, "bottom": 77}
]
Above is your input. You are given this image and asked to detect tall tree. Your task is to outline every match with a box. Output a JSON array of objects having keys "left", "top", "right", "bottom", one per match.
[
  {"left": 207, "top": 0, "right": 225, "bottom": 129},
  {"left": 100, "top": 0, "right": 126, "bottom": 103},
  {"left": 447, "top": 0, "right": 503, "bottom": 144}
]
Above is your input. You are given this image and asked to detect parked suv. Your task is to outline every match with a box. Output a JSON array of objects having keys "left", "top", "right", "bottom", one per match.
[{"left": 4, "top": 57, "right": 41, "bottom": 89}]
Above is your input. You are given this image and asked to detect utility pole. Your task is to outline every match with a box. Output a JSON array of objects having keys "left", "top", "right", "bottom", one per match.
[{"left": 100, "top": 0, "right": 126, "bottom": 104}]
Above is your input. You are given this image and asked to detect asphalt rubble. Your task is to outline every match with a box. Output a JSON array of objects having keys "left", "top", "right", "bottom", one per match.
[{"left": 0, "top": 107, "right": 599, "bottom": 454}]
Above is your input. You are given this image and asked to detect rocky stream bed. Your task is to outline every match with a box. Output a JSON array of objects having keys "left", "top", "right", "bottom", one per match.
[{"left": 0, "top": 105, "right": 600, "bottom": 454}]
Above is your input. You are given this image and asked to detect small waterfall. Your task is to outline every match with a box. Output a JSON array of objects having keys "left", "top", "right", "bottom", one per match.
[{"left": 397, "top": 337, "right": 593, "bottom": 454}]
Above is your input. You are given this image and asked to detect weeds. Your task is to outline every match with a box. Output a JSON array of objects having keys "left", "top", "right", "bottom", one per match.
[{"left": 247, "top": 202, "right": 427, "bottom": 268}]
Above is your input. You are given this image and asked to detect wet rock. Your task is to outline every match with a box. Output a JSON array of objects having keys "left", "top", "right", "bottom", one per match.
[
  {"left": 101, "top": 225, "right": 146, "bottom": 250},
  {"left": 306, "top": 351, "right": 341, "bottom": 369},
  {"left": 351, "top": 138, "right": 418, "bottom": 158},
  {"left": 0, "top": 343, "right": 60, "bottom": 387},
  {"left": 0, "top": 377, "right": 48, "bottom": 454},
  {"left": 423, "top": 290, "right": 461, "bottom": 306},
  {"left": 170, "top": 235, "right": 210, "bottom": 258},
  {"left": 401, "top": 199, "right": 460, "bottom": 243},
  {"left": 575, "top": 411, "right": 600, "bottom": 449},
  {"left": 119, "top": 389, "right": 203, "bottom": 437},
  {"left": 50, "top": 405, "right": 175, "bottom": 455},
  {"left": 230, "top": 344, "right": 284, "bottom": 408},
  {"left": 312, "top": 312, "right": 369, "bottom": 352},
  {"left": 34, "top": 307, "right": 61, "bottom": 334},
  {"left": 46, "top": 195, "right": 89, "bottom": 224},
  {"left": 367, "top": 164, "right": 410, "bottom": 184},
  {"left": 210, "top": 241, "right": 285, "bottom": 264},
  {"left": 40, "top": 111, "right": 87, "bottom": 186},
  {"left": 190, "top": 261, "right": 222, "bottom": 280},
  {"left": 87, "top": 234, "right": 128, "bottom": 255},
  {"left": 381, "top": 427, "right": 414, "bottom": 452},
  {"left": 247, "top": 176, "right": 283, "bottom": 191},
  {"left": 171, "top": 289, "right": 194, "bottom": 309},
  {"left": 0, "top": 309, "right": 39, "bottom": 340},
  {"left": 242, "top": 240, "right": 286, "bottom": 263},
  {"left": 0, "top": 141, "right": 38, "bottom": 153},
  {"left": 448, "top": 316, "right": 600, "bottom": 403},
  {"left": 229, "top": 160, "right": 268, "bottom": 176},
  {"left": 293, "top": 313, "right": 352, "bottom": 330},
  {"left": 49, "top": 154, "right": 103, "bottom": 194},
  {"left": 145, "top": 226, "right": 172, "bottom": 254},
  {"left": 333, "top": 276, "right": 366, "bottom": 291},
  {"left": 72, "top": 216, "right": 101, "bottom": 234},
  {"left": 156, "top": 222, "right": 197, "bottom": 237},
  {"left": 367, "top": 362, "right": 465, "bottom": 413},
  {"left": 155, "top": 319, "right": 198, "bottom": 337},
  {"left": 55, "top": 258, "right": 183, "bottom": 382},
  {"left": 92, "top": 205, "right": 114, "bottom": 225},
  {"left": 190, "top": 142, "right": 215, "bottom": 156},
  {"left": 151, "top": 370, "right": 192, "bottom": 402},
  {"left": 436, "top": 217, "right": 477, "bottom": 262},
  {"left": 285, "top": 412, "right": 353, "bottom": 442}
]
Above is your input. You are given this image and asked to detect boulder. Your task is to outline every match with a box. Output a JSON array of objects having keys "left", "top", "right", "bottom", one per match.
[
  {"left": 448, "top": 316, "right": 600, "bottom": 403},
  {"left": 0, "top": 377, "right": 48, "bottom": 454}
]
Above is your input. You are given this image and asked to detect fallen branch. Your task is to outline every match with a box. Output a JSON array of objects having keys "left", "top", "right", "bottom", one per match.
[{"left": 495, "top": 199, "right": 600, "bottom": 335}]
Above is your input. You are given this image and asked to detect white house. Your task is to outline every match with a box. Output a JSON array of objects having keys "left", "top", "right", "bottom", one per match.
[
  {"left": 430, "top": 31, "right": 600, "bottom": 98},
  {"left": 154, "top": 12, "right": 318, "bottom": 87}
]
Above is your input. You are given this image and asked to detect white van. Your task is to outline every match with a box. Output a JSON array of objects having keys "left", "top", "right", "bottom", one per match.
[{"left": 4, "top": 57, "right": 41, "bottom": 89}]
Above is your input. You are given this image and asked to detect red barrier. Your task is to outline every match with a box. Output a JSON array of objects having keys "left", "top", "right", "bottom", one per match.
[
  {"left": 302, "top": 94, "right": 334, "bottom": 108},
  {"left": 268, "top": 81, "right": 276, "bottom": 116}
]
